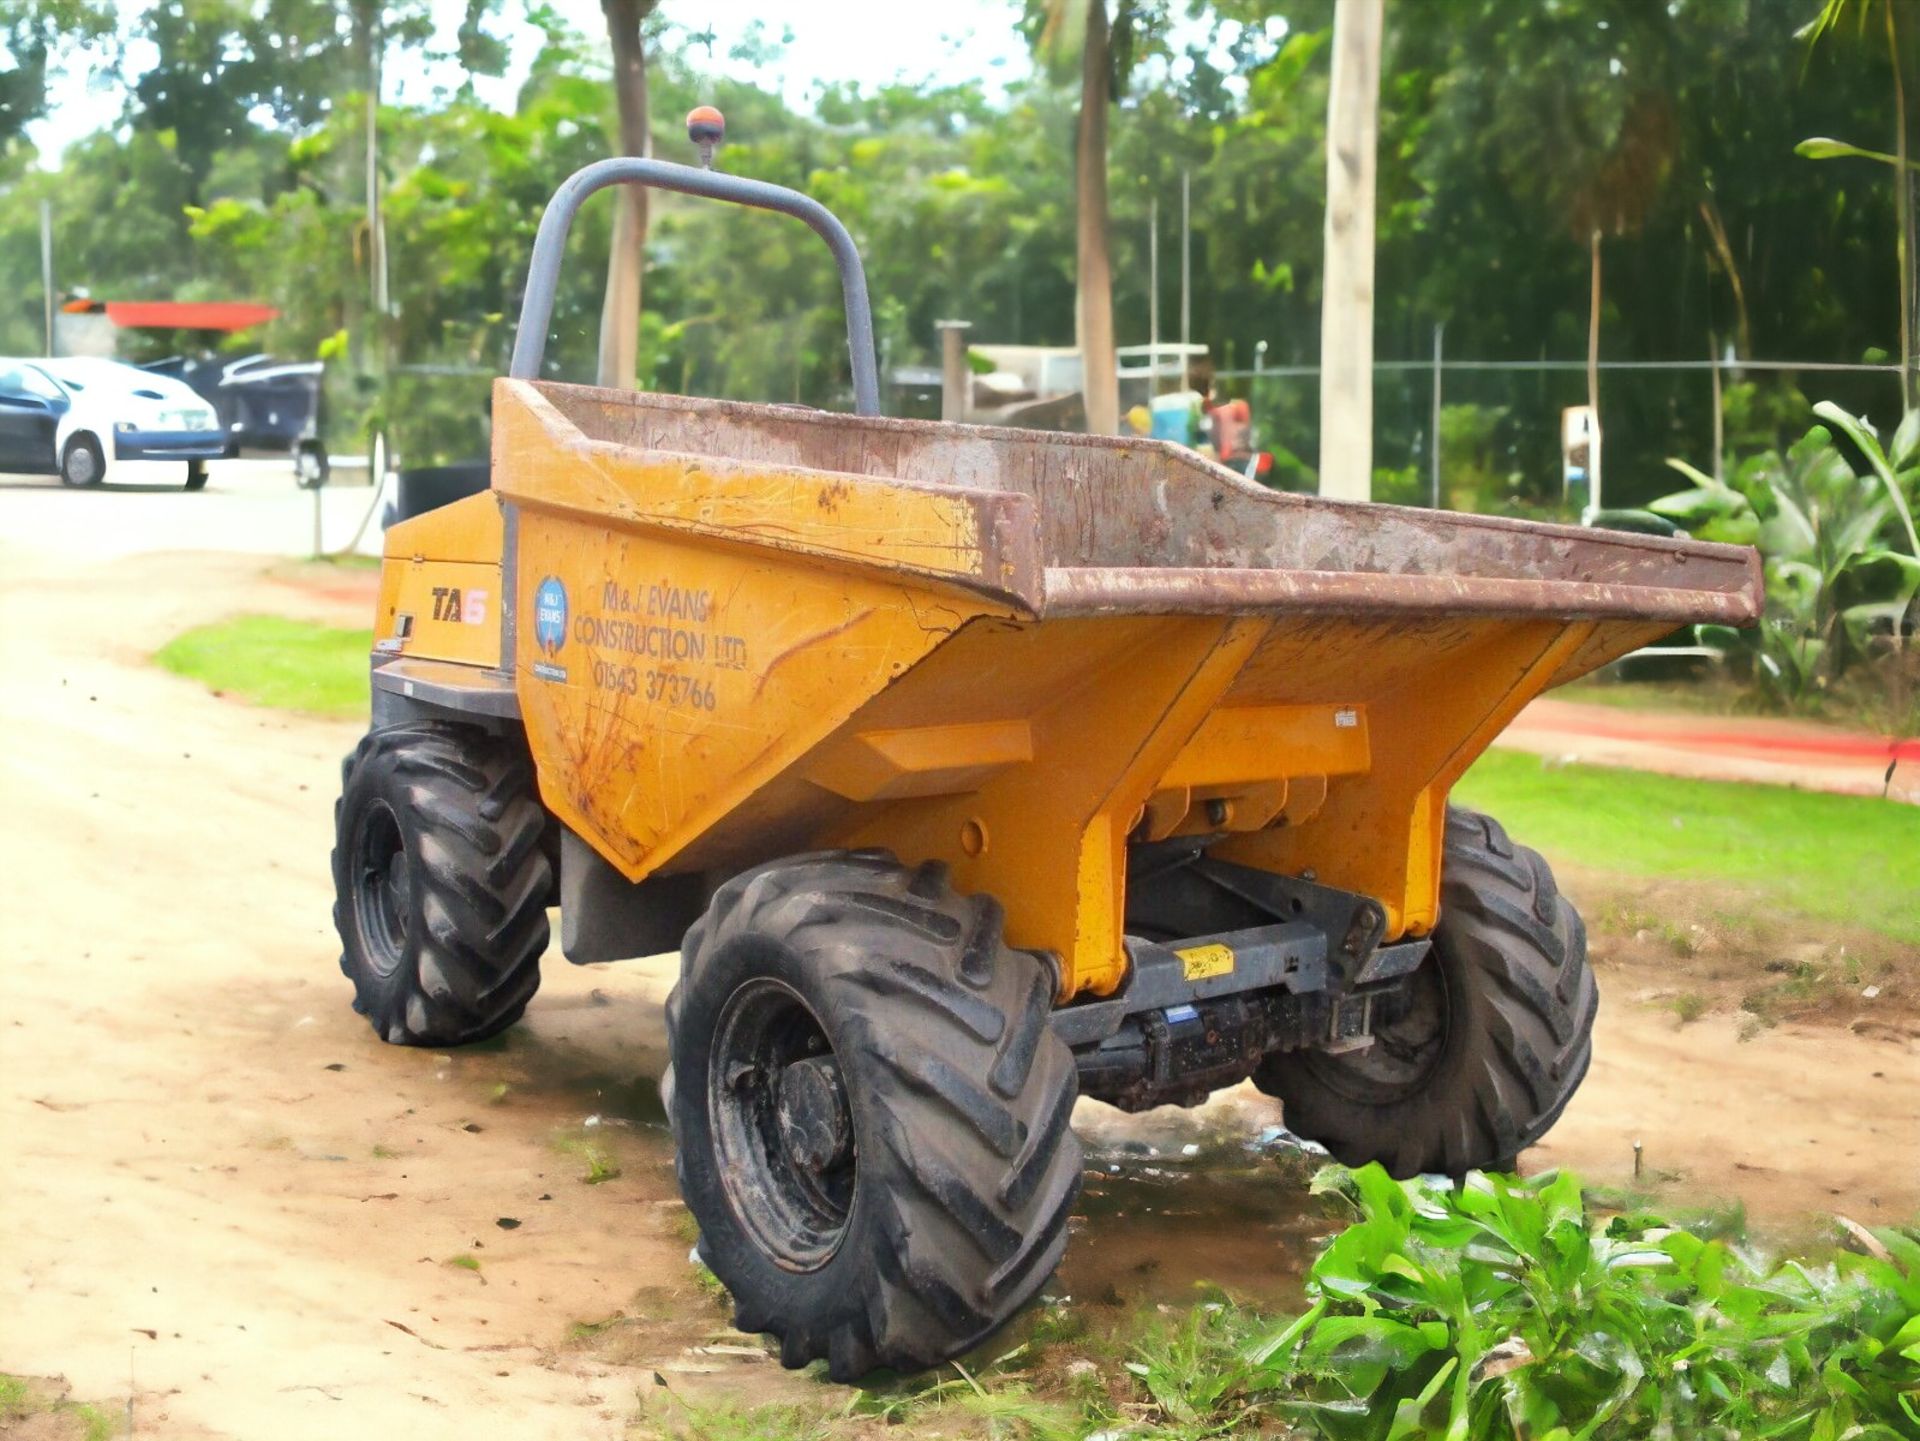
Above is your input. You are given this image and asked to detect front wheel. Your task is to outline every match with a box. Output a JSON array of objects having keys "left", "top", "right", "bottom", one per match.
[
  {"left": 331, "top": 723, "right": 551, "bottom": 1046},
  {"left": 662, "top": 852, "right": 1082, "bottom": 1381},
  {"left": 1255, "top": 807, "right": 1596, "bottom": 1178},
  {"left": 184, "top": 459, "right": 208, "bottom": 491},
  {"left": 60, "top": 433, "right": 104, "bottom": 487}
]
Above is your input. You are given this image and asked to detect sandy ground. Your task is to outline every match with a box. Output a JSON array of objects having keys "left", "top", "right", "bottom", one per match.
[{"left": 2, "top": 501, "right": 1916, "bottom": 1437}]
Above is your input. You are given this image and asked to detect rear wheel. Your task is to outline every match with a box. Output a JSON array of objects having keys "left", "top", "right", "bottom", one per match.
[
  {"left": 331, "top": 723, "right": 550, "bottom": 1046},
  {"left": 60, "top": 433, "right": 103, "bottom": 487},
  {"left": 663, "top": 852, "right": 1082, "bottom": 1381},
  {"left": 184, "top": 459, "right": 208, "bottom": 491},
  {"left": 1255, "top": 807, "right": 1595, "bottom": 1178}
]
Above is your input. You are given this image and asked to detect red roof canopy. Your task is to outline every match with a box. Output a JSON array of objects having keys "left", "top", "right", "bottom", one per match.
[{"left": 99, "top": 301, "right": 279, "bottom": 331}]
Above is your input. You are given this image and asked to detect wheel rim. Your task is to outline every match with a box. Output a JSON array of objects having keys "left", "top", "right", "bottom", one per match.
[
  {"left": 709, "top": 977, "right": 856, "bottom": 1272},
  {"left": 1308, "top": 947, "right": 1453, "bottom": 1105},
  {"left": 352, "top": 800, "right": 411, "bottom": 978},
  {"left": 67, "top": 446, "right": 97, "bottom": 485}
]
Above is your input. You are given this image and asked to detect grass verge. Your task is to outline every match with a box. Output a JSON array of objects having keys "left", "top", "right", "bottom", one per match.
[
  {"left": 155, "top": 614, "right": 371, "bottom": 719},
  {"left": 1456, "top": 749, "right": 1920, "bottom": 943},
  {"left": 0, "top": 1374, "right": 115, "bottom": 1441}
]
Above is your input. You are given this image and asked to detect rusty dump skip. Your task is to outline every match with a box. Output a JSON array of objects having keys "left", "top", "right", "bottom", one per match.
[
  {"left": 476, "top": 379, "right": 1766, "bottom": 995},
  {"left": 527, "top": 382, "right": 1762, "bottom": 626}
]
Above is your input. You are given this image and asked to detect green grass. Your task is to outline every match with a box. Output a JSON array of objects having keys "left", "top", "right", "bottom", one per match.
[
  {"left": 1456, "top": 750, "right": 1920, "bottom": 942},
  {"left": 155, "top": 614, "right": 371, "bottom": 719},
  {"left": 1557, "top": 676, "right": 1750, "bottom": 717},
  {"left": 0, "top": 1374, "right": 116, "bottom": 1441}
]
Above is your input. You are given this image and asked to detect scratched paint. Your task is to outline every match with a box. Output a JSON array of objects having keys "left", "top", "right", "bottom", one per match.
[{"left": 372, "top": 377, "right": 1768, "bottom": 996}]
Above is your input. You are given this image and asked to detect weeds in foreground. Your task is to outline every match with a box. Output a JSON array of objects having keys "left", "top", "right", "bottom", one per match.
[
  {"left": 1741, "top": 949, "right": 1886, "bottom": 1025},
  {"left": 0, "top": 1374, "right": 116, "bottom": 1441},
  {"left": 553, "top": 1130, "right": 623, "bottom": 1184},
  {"left": 748, "top": 1167, "right": 1920, "bottom": 1440},
  {"left": 1113, "top": 1167, "right": 1920, "bottom": 1439},
  {"left": 1665, "top": 990, "right": 1710, "bottom": 1025}
]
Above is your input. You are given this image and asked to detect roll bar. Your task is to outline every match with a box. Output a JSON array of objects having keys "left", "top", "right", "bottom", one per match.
[{"left": 508, "top": 142, "right": 882, "bottom": 416}]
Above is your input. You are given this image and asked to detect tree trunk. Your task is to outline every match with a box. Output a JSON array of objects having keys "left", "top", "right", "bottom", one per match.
[
  {"left": 598, "top": 0, "right": 653, "bottom": 391},
  {"left": 1887, "top": 0, "right": 1915, "bottom": 408},
  {"left": 1587, "top": 227, "right": 1604, "bottom": 510},
  {"left": 1317, "top": 0, "right": 1383, "bottom": 501},
  {"left": 1075, "top": 0, "right": 1118, "bottom": 436}
]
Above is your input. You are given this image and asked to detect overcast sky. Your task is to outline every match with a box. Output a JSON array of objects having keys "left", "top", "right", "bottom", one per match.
[{"left": 29, "top": 0, "right": 1041, "bottom": 165}]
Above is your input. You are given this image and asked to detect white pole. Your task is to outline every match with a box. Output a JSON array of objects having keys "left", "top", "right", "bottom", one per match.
[
  {"left": 1318, "top": 0, "right": 1384, "bottom": 501},
  {"left": 1430, "top": 322, "right": 1444, "bottom": 508},
  {"left": 1179, "top": 169, "right": 1191, "bottom": 374},
  {"left": 1148, "top": 195, "right": 1159, "bottom": 391},
  {"left": 40, "top": 200, "right": 54, "bottom": 354}
]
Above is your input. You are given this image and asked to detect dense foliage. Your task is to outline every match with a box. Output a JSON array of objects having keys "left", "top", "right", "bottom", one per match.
[
  {"left": 1638, "top": 401, "right": 1919, "bottom": 712},
  {"left": 1102, "top": 1166, "right": 1920, "bottom": 1439},
  {"left": 2, "top": 0, "right": 1917, "bottom": 495}
]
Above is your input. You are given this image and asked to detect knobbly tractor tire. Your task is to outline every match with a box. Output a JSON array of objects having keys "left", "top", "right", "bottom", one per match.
[
  {"left": 332, "top": 723, "right": 551, "bottom": 1047},
  {"left": 1256, "top": 807, "right": 1596, "bottom": 1178},
  {"left": 662, "top": 851, "right": 1082, "bottom": 1381}
]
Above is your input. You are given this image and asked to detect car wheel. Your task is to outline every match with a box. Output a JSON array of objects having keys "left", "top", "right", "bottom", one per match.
[
  {"left": 60, "top": 433, "right": 104, "bottom": 487},
  {"left": 184, "top": 459, "right": 209, "bottom": 491}
]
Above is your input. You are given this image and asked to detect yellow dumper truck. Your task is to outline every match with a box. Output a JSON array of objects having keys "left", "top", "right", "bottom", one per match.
[{"left": 331, "top": 114, "right": 1762, "bottom": 1379}]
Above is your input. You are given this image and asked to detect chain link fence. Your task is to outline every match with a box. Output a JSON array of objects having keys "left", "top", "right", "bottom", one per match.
[{"left": 1215, "top": 356, "right": 1907, "bottom": 519}]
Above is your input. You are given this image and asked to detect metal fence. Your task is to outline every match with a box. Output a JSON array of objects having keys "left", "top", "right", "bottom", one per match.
[{"left": 1213, "top": 354, "right": 1908, "bottom": 517}]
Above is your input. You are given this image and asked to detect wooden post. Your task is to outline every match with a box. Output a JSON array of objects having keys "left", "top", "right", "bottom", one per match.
[
  {"left": 1317, "top": 0, "right": 1383, "bottom": 501},
  {"left": 937, "top": 320, "right": 971, "bottom": 423}
]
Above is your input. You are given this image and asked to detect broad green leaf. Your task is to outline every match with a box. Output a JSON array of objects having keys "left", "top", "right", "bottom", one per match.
[
  {"left": 1663, "top": 455, "right": 1730, "bottom": 491},
  {"left": 1648, "top": 485, "right": 1751, "bottom": 526},
  {"left": 1796, "top": 135, "right": 1920, "bottom": 168},
  {"left": 1892, "top": 409, "right": 1920, "bottom": 469},
  {"left": 1697, "top": 511, "right": 1763, "bottom": 545},
  {"left": 1815, "top": 400, "right": 1920, "bottom": 554}
]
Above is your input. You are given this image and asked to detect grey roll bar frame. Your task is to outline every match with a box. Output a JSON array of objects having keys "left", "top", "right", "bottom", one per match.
[{"left": 507, "top": 157, "right": 882, "bottom": 417}]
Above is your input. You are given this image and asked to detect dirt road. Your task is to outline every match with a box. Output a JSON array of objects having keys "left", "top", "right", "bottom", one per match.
[{"left": 3, "top": 544, "right": 1916, "bottom": 1440}]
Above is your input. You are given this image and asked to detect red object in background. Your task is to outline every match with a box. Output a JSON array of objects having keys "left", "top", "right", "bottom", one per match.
[
  {"left": 59, "top": 299, "right": 279, "bottom": 331},
  {"left": 1209, "top": 398, "right": 1252, "bottom": 461}
]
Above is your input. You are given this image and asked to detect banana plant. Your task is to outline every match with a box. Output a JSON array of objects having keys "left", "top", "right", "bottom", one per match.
[{"left": 1634, "top": 408, "right": 1920, "bottom": 702}]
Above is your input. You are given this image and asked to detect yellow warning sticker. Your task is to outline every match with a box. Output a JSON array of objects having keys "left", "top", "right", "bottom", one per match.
[{"left": 1175, "top": 942, "right": 1235, "bottom": 982}]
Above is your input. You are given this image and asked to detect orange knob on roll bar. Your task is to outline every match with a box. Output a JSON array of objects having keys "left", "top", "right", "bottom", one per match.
[{"left": 686, "top": 105, "right": 725, "bottom": 168}]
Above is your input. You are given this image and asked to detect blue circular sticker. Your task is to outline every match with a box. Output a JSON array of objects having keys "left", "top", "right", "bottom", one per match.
[{"left": 533, "top": 576, "right": 568, "bottom": 655}]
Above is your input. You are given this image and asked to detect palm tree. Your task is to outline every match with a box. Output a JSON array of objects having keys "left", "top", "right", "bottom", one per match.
[
  {"left": 597, "top": 0, "right": 657, "bottom": 391},
  {"left": 1800, "top": 0, "right": 1917, "bottom": 408},
  {"left": 1034, "top": 0, "right": 1119, "bottom": 435}
]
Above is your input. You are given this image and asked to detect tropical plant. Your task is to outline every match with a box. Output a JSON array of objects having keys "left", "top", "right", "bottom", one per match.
[
  {"left": 1218, "top": 1165, "right": 1920, "bottom": 1440},
  {"left": 1640, "top": 404, "right": 1920, "bottom": 703}
]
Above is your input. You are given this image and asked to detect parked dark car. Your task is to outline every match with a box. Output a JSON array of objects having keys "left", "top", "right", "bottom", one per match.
[{"left": 143, "top": 353, "right": 330, "bottom": 486}]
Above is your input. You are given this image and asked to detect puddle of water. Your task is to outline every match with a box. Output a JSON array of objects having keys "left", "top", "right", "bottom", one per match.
[
  {"left": 452, "top": 989, "right": 1328, "bottom": 1323},
  {"left": 1057, "top": 1114, "right": 1328, "bottom": 1315},
  {"left": 429, "top": 996, "right": 676, "bottom": 1148}
]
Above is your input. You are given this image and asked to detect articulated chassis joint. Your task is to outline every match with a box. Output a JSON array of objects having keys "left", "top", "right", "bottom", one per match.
[{"left": 1053, "top": 852, "right": 1430, "bottom": 1111}]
